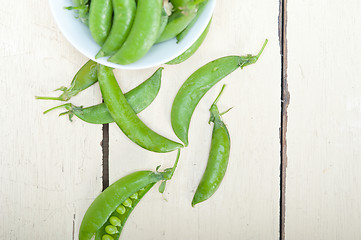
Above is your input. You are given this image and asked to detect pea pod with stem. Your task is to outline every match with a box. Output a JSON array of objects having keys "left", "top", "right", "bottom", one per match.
[
  {"left": 79, "top": 150, "right": 181, "bottom": 240},
  {"left": 89, "top": 0, "right": 113, "bottom": 45},
  {"left": 109, "top": 0, "right": 163, "bottom": 65},
  {"left": 35, "top": 60, "right": 97, "bottom": 101},
  {"left": 43, "top": 67, "right": 163, "bottom": 124},
  {"left": 98, "top": 64, "right": 183, "bottom": 153},
  {"left": 192, "top": 85, "right": 231, "bottom": 207},
  {"left": 171, "top": 39, "right": 268, "bottom": 146},
  {"left": 95, "top": 0, "right": 136, "bottom": 58},
  {"left": 167, "top": 18, "right": 211, "bottom": 65}
]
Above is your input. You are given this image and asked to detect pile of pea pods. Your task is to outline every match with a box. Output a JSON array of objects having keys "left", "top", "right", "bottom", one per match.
[
  {"left": 68, "top": 0, "right": 210, "bottom": 64},
  {"left": 37, "top": 1, "right": 268, "bottom": 239}
]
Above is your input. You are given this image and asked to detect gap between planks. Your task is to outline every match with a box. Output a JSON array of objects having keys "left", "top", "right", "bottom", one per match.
[
  {"left": 279, "top": 0, "right": 289, "bottom": 239},
  {"left": 102, "top": 123, "right": 110, "bottom": 191}
]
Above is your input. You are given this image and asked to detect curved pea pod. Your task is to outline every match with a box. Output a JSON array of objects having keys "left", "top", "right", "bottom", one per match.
[
  {"left": 167, "top": 18, "right": 211, "bottom": 65},
  {"left": 89, "top": 0, "right": 113, "bottom": 45},
  {"left": 95, "top": 0, "right": 136, "bottom": 58},
  {"left": 98, "top": 65, "right": 183, "bottom": 153},
  {"left": 171, "top": 39, "right": 268, "bottom": 146},
  {"left": 108, "top": 0, "right": 163, "bottom": 65},
  {"left": 43, "top": 67, "right": 163, "bottom": 124},
  {"left": 156, "top": 7, "right": 197, "bottom": 43},
  {"left": 35, "top": 60, "right": 97, "bottom": 101},
  {"left": 79, "top": 150, "right": 180, "bottom": 240},
  {"left": 192, "top": 85, "right": 231, "bottom": 207}
]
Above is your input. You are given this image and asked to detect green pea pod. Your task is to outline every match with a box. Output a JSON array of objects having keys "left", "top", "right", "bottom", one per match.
[
  {"left": 89, "top": 0, "right": 113, "bottom": 45},
  {"left": 171, "top": 39, "right": 268, "bottom": 145},
  {"left": 192, "top": 85, "right": 230, "bottom": 207},
  {"left": 43, "top": 68, "right": 163, "bottom": 124},
  {"left": 109, "top": 0, "right": 162, "bottom": 65},
  {"left": 79, "top": 150, "right": 180, "bottom": 240},
  {"left": 95, "top": 0, "right": 136, "bottom": 58},
  {"left": 176, "top": 0, "right": 208, "bottom": 43},
  {"left": 98, "top": 65, "right": 183, "bottom": 153},
  {"left": 35, "top": 60, "right": 97, "bottom": 101},
  {"left": 156, "top": 8, "right": 169, "bottom": 39},
  {"left": 156, "top": 8, "right": 197, "bottom": 43},
  {"left": 167, "top": 18, "right": 211, "bottom": 65}
]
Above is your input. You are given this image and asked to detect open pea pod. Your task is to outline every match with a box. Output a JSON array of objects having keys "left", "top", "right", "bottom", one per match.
[{"left": 79, "top": 151, "right": 180, "bottom": 240}]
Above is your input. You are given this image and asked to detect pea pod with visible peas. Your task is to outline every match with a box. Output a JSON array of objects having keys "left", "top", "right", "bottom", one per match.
[
  {"left": 98, "top": 64, "right": 183, "bottom": 153},
  {"left": 79, "top": 150, "right": 180, "bottom": 240},
  {"left": 43, "top": 67, "right": 163, "bottom": 124},
  {"left": 89, "top": 0, "right": 113, "bottom": 45},
  {"left": 35, "top": 60, "right": 97, "bottom": 101},
  {"left": 192, "top": 85, "right": 231, "bottom": 207},
  {"left": 167, "top": 19, "right": 211, "bottom": 65},
  {"left": 171, "top": 39, "right": 268, "bottom": 145},
  {"left": 109, "top": 0, "right": 163, "bottom": 65},
  {"left": 95, "top": 0, "right": 136, "bottom": 58}
]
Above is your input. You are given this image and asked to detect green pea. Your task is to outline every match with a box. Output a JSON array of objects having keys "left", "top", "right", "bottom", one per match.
[
  {"left": 102, "top": 235, "right": 114, "bottom": 240},
  {"left": 108, "top": 0, "right": 163, "bottom": 65},
  {"left": 105, "top": 225, "right": 118, "bottom": 235},
  {"left": 109, "top": 216, "right": 121, "bottom": 226},
  {"left": 116, "top": 205, "right": 126, "bottom": 215},
  {"left": 89, "top": 0, "right": 113, "bottom": 45},
  {"left": 122, "top": 198, "right": 132, "bottom": 208},
  {"left": 130, "top": 193, "right": 138, "bottom": 200}
]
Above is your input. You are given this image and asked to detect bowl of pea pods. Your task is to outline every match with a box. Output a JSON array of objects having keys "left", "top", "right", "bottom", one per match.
[{"left": 48, "top": 0, "right": 215, "bottom": 69}]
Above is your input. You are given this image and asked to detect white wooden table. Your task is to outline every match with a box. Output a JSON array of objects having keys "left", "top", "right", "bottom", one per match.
[{"left": 1, "top": 0, "right": 360, "bottom": 239}]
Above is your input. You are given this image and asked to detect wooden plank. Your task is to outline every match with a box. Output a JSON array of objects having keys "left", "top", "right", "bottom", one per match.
[
  {"left": 108, "top": 0, "right": 281, "bottom": 239},
  {"left": 0, "top": 1, "right": 102, "bottom": 239},
  {"left": 285, "top": 0, "right": 361, "bottom": 239}
]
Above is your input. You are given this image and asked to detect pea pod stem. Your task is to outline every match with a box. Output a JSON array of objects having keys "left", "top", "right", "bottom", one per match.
[{"left": 35, "top": 60, "right": 98, "bottom": 101}]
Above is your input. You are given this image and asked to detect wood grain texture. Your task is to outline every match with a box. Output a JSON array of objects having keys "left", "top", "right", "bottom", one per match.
[
  {"left": 0, "top": 1, "right": 102, "bottom": 239},
  {"left": 108, "top": 0, "right": 281, "bottom": 239},
  {"left": 285, "top": 0, "right": 361, "bottom": 239}
]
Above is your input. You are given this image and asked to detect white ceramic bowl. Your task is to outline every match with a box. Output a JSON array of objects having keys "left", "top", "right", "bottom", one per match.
[{"left": 48, "top": 0, "right": 216, "bottom": 70}]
